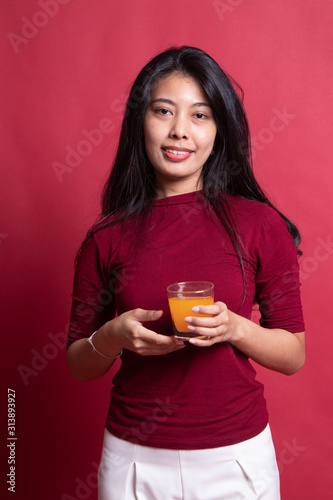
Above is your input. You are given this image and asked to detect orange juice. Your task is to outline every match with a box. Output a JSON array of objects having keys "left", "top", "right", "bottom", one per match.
[{"left": 168, "top": 296, "right": 214, "bottom": 334}]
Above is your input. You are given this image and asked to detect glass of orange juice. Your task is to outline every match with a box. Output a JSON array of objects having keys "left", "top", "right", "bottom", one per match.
[{"left": 167, "top": 281, "right": 214, "bottom": 340}]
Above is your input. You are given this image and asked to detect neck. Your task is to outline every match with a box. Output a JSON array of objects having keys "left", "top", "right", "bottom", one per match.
[{"left": 155, "top": 178, "right": 203, "bottom": 199}]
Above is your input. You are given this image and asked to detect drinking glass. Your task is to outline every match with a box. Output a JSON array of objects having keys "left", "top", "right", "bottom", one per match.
[{"left": 167, "top": 281, "right": 214, "bottom": 340}]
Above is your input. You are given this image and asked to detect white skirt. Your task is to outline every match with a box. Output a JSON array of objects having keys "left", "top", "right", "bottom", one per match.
[{"left": 98, "top": 425, "right": 280, "bottom": 500}]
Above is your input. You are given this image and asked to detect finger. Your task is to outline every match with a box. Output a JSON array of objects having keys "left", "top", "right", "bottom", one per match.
[
  {"left": 188, "top": 336, "right": 215, "bottom": 347},
  {"left": 185, "top": 315, "right": 223, "bottom": 328},
  {"left": 131, "top": 308, "right": 163, "bottom": 323},
  {"left": 135, "top": 333, "right": 186, "bottom": 355},
  {"left": 191, "top": 301, "right": 226, "bottom": 316},
  {"left": 141, "top": 344, "right": 186, "bottom": 356},
  {"left": 187, "top": 324, "right": 222, "bottom": 339},
  {"left": 139, "top": 327, "right": 184, "bottom": 347}
]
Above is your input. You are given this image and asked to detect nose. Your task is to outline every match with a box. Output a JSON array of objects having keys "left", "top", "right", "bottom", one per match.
[{"left": 169, "top": 114, "right": 189, "bottom": 140}]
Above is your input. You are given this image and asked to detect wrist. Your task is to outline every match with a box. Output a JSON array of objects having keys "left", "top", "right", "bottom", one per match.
[
  {"left": 227, "top": 312, "right": 253, "bottom": 345},
  {"left": 92, "top": 323, "right": 123, "bottom": 358}
]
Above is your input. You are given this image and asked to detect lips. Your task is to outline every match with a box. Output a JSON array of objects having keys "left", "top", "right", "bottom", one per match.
[{"left": 162, "top": 146, "right": 193, "bottom": 161}]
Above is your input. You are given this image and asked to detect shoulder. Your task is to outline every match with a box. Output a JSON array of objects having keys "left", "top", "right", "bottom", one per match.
[
  {"left": 76, "top": 217, "right": 124, "bottom": 264},
  {"left": 226, "top": 195, "right": 286, "bottom": 231},
  {"left": 224, "top": 196, "right": 297, "bottom": 261}
]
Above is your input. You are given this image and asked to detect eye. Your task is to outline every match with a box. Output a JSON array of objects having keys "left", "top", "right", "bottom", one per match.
[
  {"left": 155, "top": 108, "right": 171, "bottom": 115},
  {"left": 194, "top": 113, "right": 207, "bottom": 119}
]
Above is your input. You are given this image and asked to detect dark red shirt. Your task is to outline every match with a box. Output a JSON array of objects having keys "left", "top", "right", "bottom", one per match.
[{"left": 67, "top": 191, "right": 304, "bottom": 449}]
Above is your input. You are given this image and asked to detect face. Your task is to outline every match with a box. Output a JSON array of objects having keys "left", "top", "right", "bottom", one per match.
[{"left": 143, "top": 72, "right": 217, "bottom": 197}]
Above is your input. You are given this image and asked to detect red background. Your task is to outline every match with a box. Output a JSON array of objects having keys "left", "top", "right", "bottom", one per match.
[{"left": 1, "top": 1, "right": 332, "bottom": 498}]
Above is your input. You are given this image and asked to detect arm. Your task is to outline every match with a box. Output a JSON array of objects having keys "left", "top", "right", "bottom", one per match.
[
  {"left": 67, "top": 232, "right": 185, "bottom": 383},
  {"left": 67, "top": 309, "right": 185, "bottom": 382},
  {"left": 185, "top": 302, "right": 305, "bottom": 375}
]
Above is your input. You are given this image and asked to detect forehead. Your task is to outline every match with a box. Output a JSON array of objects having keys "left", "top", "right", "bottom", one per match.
[{"left": 150, "top": 72, "right": 208, "bottom": 101}]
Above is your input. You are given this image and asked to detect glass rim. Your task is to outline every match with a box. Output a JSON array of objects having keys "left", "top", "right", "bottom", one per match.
[{"left": 167, "top": 281, "right": 214, "bottom": 294}]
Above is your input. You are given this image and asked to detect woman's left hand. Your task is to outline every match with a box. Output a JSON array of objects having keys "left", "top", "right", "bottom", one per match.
[
  {"left": 184, "top": 301, "right": 305, "bottom": 375},
  {"left": 185, "top": 301, "right": 239, "bottom": 346}
]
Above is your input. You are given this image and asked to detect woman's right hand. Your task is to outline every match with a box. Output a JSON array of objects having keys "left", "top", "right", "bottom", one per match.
[
  {"left": 103, "top": 308, "right": 185, "bottom": 356},
  {"left": 67, "top": 309, "right": 184, "bottom": 382}
]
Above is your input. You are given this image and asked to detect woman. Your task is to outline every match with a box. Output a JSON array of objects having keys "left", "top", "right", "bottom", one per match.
[{"left": 66, "top": 46, "right": 305, "bottom": 500}]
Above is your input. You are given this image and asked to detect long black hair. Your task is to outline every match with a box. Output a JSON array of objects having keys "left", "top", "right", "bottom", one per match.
[
  {"left": 83, "top": 45, "right": 301, "bottom": 290},
  {"left": 99, "top": 46, "right": 301, "bottom": 249}
]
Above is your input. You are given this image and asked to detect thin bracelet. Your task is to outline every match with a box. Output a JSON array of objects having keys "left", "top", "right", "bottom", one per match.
[{"left": 87, "top": 331, "right": 123, "bottom": 359}]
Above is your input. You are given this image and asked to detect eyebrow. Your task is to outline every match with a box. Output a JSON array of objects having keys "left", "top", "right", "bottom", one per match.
[{"left": 150, "top": 98, "right": 211, "bottom": 108}]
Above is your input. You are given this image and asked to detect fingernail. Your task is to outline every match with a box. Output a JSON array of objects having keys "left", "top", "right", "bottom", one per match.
[
  {"left": 187, "top": 325, "right": 195, "bottom": 331},
  {"left": 192, "top": 307, "right": 200, "bottom": 313},
  {"left": 185, "top": 316, "right": 191, "bottom": 323}
]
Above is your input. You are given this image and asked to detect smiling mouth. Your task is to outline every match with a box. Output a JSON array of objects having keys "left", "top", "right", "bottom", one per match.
[
  {"left": 162, "top": 148, "right": 194, "bottom": 159},
  {"left": 162, "top": 148, "right": 193, "bottom": 162},
  {"left": 165, "top": 149, "right": 189, "bottom": 155}
]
